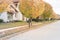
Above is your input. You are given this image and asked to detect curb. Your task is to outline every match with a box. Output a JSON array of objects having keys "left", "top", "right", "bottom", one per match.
[
  {"left": 0, "top": 23, "right": 41, "bottom": 38},
  {"left": 0, "top": 25, "right": 29, "bottom": 38}
]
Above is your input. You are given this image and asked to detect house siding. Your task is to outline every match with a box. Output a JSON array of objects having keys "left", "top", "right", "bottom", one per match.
[{"left": 0, "top": 12, "right": 8, "bottom": 22}]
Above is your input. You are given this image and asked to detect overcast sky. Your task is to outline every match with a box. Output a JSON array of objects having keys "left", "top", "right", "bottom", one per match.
[{"left": 43, "top": 0, "right": 60, "bottom": 15}]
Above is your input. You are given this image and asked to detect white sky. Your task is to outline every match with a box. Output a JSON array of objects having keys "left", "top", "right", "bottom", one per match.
[{"left": 43, "top": 0, "right": 60, "bottom": 15}]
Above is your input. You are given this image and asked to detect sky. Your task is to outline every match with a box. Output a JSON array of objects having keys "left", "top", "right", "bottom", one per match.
[{"left": 43, "top": 0, "right": 60, "bottom": 15}]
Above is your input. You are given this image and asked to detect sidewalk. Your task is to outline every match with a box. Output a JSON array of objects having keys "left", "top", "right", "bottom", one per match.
[
  {"left": 0, "top": 23, "right": 41, "bottom": 38},
  {"left": 0, "top": 21, "right": 56, "bottom": 39}
]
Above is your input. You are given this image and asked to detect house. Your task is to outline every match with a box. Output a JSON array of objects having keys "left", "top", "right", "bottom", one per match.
[{"left": 0, "top": 0, "right": 29, "bottom": 22}]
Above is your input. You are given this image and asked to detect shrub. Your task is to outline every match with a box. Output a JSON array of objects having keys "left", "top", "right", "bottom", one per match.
[
  {"left": 32, "top": 19, "right": 41, "bottom": 22},
  {"left": 0, "top": 19, "right": 3, "bottom": 23},
  {"left": 13, "top": 20, "right": 24, "bottom": 22}
]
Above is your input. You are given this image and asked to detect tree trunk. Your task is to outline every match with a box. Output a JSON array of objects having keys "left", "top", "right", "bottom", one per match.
[{"left": 28, "top": 17, "right": 32, "bottom": 28}]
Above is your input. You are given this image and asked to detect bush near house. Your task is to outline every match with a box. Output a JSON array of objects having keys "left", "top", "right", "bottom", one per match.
[
  {"left": 13, "top": 20, "right": 24, "bottom": 22},
  {"left": 0, "top": 19, "right": 3, "bottom": 23}
]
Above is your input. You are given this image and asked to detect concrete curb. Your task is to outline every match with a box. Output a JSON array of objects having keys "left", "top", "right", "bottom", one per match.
[
  {"left": 0, "top": 23, "right": 41, "bottom": 38},
  {"left": 0, "top": 25, "right": 29, "bottom": 38}
]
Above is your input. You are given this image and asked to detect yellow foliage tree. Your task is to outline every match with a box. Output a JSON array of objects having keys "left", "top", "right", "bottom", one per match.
[
  {"left": 41, "top": 2, "right": 53, "bottom": 20},
  {"left": 19, "top": 0, "right": 45, "bottom": 18},
  {"left": 0, "top": 0, "right": 12, "bottom": 13},
  {"left": 19, "top": 0, "right": 45, "bottom": 27}
]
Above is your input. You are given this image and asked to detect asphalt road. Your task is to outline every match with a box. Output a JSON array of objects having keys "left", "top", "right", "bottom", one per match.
[{"left": 8, "top": 21, "right": 60, "bottom": 40}]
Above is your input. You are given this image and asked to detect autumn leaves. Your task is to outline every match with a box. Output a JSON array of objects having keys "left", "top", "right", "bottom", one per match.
[
  {"left": 0, "top": 0, "right": 54, "bottom": 19},
  {"left": 19, "top": 0, "right": 54, "bottom": 19},
  {"left": 0, "top": 0, "right": 12, "bottom": 12},
  {"left": 19, "top": 0, "right": 45, "bottom": 18},
  {"left": 41, "top": 2, "right": 53, "bottom": 20}
]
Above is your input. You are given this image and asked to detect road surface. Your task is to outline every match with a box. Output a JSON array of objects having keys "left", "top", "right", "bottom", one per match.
[{"left": 7, "top": 21, "right": 60, "bottom": 40}]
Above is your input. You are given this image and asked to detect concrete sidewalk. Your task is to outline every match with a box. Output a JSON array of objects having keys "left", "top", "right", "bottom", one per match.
[
  {"left": 0, "top": 23, "right": 41, "bottom": 38},
  {"left": 0, "top": 21, "right": 56, "bottom": 39}
]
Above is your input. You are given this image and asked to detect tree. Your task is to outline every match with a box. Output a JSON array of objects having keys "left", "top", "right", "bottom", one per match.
[
  {"left": 50, "top": 12, "right": 59, "bottom": 20},
  {"left": 19, "top": 0, "right": 45, "bottom": 27},
  {"left": 41, "top": 2, "right": 53, "bottom": 21},
  {"left": 0, "top": 0, "right": 12, "bottom": 13}
]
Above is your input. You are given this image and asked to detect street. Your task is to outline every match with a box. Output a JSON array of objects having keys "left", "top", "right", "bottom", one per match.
[{"left": 6, "top": 21, "right": 60, "bottom": 40}]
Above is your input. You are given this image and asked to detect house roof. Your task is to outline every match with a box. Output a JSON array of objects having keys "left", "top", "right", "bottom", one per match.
[{"left": 12, "top": 0, "right": 19, "bottom": 3}]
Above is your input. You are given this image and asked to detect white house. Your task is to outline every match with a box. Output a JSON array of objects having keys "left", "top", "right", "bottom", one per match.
[{"left": 0, "top": 0, "right": 28, "bottom": 22}]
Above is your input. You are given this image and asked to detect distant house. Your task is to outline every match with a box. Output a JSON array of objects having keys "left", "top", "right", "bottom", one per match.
[{"left": 0, "top": 0, "right": 28, "bottom": 22}]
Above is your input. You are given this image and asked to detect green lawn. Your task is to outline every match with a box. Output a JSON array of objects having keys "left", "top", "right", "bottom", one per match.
[
  {"left": 0, "top": 21, "right": 38, "bottom": 29},
  {"left": 0, "top": 22, "right": 28, "bottom": 29}
]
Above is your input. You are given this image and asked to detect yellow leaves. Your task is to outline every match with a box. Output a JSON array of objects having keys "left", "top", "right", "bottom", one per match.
[
  {"left": 0, "top": 7, "right": 4, "bottom": 13},
  {"left": 41, "top": 2, "right": 53, "bottom": 19},
  {"left": 51, "top": 12, "right": 58, "bottom": 19},
  {"left": 0, "top": 0, "right": 12, "bottom": 13},
  {"left": 19, "top": 0, "right": 45, "bottom": 18}
]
